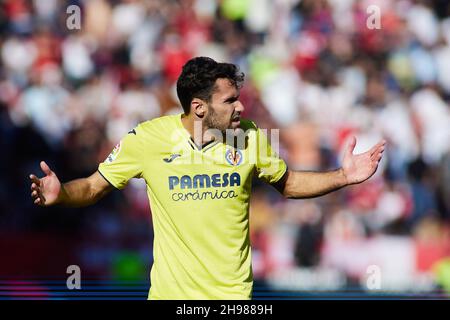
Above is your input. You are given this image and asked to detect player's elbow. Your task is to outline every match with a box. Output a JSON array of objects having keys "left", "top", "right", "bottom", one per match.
[
  {"left": 87, "top": 173, "right": 113, "bottom": 205},
  {"left": 89, "top": 183, "right": 111, "bottom": 204}
]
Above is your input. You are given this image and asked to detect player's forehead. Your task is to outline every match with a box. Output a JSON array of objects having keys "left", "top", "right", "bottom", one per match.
[{"left": 212, "top": 78, "right": 238, "bottom": 100}]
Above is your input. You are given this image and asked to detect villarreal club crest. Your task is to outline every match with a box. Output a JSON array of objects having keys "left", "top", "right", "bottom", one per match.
[{"left": 225, "top": 148, "right": 243, "bottom": 166}]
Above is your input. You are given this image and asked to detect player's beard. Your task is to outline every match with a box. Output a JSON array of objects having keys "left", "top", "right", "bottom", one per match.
[{"left": 204, "top": 105, "right": 229, "bottom": 134}]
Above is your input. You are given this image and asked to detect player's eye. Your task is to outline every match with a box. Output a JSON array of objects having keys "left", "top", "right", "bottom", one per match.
[{"left": 224, "top": 96, "right": 239, "bottom": 104}]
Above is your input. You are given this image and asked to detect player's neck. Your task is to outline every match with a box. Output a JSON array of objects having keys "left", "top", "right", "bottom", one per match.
[{"left": 181, "top": 114, "right": 216, "bottom": 147}]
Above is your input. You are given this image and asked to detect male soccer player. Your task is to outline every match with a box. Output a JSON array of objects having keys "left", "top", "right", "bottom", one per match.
[{"left": 29, "top": 57, "right": 386, "bottom": 299}]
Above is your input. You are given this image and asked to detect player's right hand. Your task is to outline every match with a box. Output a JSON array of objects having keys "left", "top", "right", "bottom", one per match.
[{"left": 29, "top": 161, "right": 62, "bottom": 206}]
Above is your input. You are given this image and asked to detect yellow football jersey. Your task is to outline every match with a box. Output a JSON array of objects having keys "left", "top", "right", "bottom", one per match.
[{"left": 98, "top": 113, "right": 287, "bottom": 300}]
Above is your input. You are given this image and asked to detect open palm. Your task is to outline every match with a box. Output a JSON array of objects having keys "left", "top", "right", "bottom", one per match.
[
  {"left": 30, "top": 161, "right": 62, "bottom": 206},
  {"left": 342, "top": 136, "right": 386, "bottom": 185}
]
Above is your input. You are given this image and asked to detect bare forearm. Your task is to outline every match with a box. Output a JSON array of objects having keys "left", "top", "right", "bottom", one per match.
[
  {"left": 282, "top": 169, "right": 348, "bottom": 199},
  {"left": 58, "top": 178, "right": 106, "bottom": 207},
  {"left": 30, "top": 163, "right": 113, "bottom": 207}
]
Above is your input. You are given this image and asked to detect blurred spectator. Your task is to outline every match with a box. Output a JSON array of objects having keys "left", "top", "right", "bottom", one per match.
[{"left": 1, "top": 0, "right": 449, "bottom": 295}]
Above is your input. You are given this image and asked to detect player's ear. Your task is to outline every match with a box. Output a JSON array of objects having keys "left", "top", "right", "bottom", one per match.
[{"left": 191, "top": 98, "right": 206, "bottom": 118}]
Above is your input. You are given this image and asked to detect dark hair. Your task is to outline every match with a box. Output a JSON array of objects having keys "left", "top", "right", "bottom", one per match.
[{"left": 176, "top": 57, "right": 245, "bottom": 114}]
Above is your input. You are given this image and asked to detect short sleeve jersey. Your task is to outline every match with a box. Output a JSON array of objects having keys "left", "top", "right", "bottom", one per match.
[{"left": 98, "top": 113, "right": 287, "bottom": 299}]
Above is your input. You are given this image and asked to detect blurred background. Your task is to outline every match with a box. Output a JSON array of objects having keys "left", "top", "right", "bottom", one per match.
[{"left": 0, "top": 0, "right": 449, "bottom": 299}]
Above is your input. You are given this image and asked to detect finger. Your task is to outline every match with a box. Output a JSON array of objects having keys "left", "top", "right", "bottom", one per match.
[
  {"left": 376, "top": 151, "right": 385, "bottom": 162},
  {"left": 29, "top": 174, "right": 41, "bottom": 186},
  {"left": 369, "top": 146, "right": 385, "bottom": 160},
  {"left": 371, "top": 150, "right": 384, "bottom": 162},
  {"left": 34, "top": 197, "right": 41, "bottom": 205},
  {"left": 40, "top": 161, "right": 52, "bottom": 176},
  {"left": 346, "top": 136, "right": 357, "bottom": 156},
  {"left": 370, "top": 140, "right": 386, "bottom": 156},
  {"left": 369, "top": 144, "right": 381, "bottom": 157},
  {"left": 31, "top": 183, "right": 40, "bottom": 191},
  {"left": 371, "top": 140, "right": 385, "bottom": 151},
  {"left": 371, "top": 147, "right": 385, "bottom": 160},
  {"left": 32, "top": 189, "right": 43, "bottom": 198}
]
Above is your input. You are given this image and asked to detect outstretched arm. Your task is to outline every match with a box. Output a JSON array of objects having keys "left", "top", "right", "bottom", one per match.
[
  {"left": 278, "top": 136, "right": 386, "bottom": 199},
  {"left": 30, "top": 161, "right": 113, "bottom": 207}
]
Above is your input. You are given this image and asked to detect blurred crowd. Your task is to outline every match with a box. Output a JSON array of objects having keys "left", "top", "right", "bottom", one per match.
[{"left": 0, "top": 0, "right": 449, "bottom": 295}]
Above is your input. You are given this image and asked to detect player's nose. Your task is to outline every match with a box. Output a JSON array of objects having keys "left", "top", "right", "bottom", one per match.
[{"left": 234, "top": 100, "right": 244, "bottom": 114}]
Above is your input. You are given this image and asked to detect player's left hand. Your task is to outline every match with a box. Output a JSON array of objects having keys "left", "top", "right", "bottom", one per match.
[{"left": 341, "top": 136, "right": 386, "bottom": 185}]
